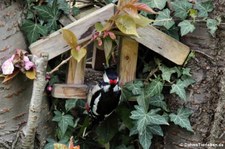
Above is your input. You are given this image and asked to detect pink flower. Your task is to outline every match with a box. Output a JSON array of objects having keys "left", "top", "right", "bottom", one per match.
[
  {"left": 23, "top": 56, "right": 34, "bottom": 70},
  {"left": 1, "top": 55, "right": 15, "bottom": 75}
]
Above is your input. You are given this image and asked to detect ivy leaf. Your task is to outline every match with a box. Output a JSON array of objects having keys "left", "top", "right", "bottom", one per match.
[
  {"left": 125, "top": 80, "right": 144, "bottom": 95},
  {"left": 195, "top": 1, "right": 213, "bottom": 17},
  {"left": 181, "top": 76, "right": 195, "bottom": 88},
  {"left": 145, "top": 78, "right": 164, "bottom": 97},
  {"left": 57, "top": 0, "right": 70, "bottom": 14},
  {"left": 170, "top": 79, "right": 187, "bottom": 100},
  {"left": 34, "top": 0, "right": 60, "bottom": 30},
  {"left": 71, "top": 48, "right": 87, "bottom": 62},
  {"left": 136, "top": 90, "right": 150, "bottom": 112},
  {"left": 207, "top": 18, "right": 221, "bottom": 36},
  {"left": 21, "top": 20, "right": 48, "bottom": 43},
  {"left": 62, "top": 29, "right": 77, "bottom": 50},
  {"left": 148, "top": 125, "right": 163, "bottom": 136},
  {"left": 95, "top": 22, "right": 104, "bottom": 32},
  {"left": 159, "top": 65, "right": 176, "bottom": 82},
  {"left": 139, "top": 127, "right": 153, "bottom": 149},
  {"left": 182, "top": 68, "right": 192, "bottom": 77},
  {"left": 130, "top": 105, "right": 169, "bottom": 133},
  {"left": 72, "top": 7, "right": 80, "bottom": 16},
  {"left": 143, "top": 0, "right": 167, "bottom": 10},
  {"left": 52, "top": 111, "right": 74, "bottom": 136},
  {"left": 65, "top": 99, "right": 78, "bottom": 112},
  {"left": 96, "top": 114, "right": 118, "bottom": 144},
  {"left": 178, "top": 20, "right": 195, "bottom": 36},
  {"left": 116, "top": 104, "right": 134, "bottom": 129},
  {"left": 153, "top": 9, "right": 175, "bottom": 29},
  {"left": 169, "top": 107, "right": 193, "bottom": 132},
  {"left": 115, "top": 14, "right": 139, "bottom": 37},
  {"left": 149, "top": 94, "right": 169, "bottom": 112},
  {"left": 171, "top": 0, "right": 192, "bottom": 19}
]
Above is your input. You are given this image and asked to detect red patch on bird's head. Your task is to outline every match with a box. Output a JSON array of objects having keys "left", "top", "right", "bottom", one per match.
[{"left": 110, "top": 79, "right": 117, "bottom": 85}]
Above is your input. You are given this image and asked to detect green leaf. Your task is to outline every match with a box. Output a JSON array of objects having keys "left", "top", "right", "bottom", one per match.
[
  {"left": 153, "top": 9, "right": 175, "bottom": 29},
  {"left": 136, "top": 90, "right": 150, "bottom": 111},
  {"left": 95, "top": 22, "right": 104, "bottom": 32},
  {"left": 125, "top": 80, "right": 144, "bottom": 95},
  {"left": 96, "top": 114, "right": 119, "bottom": 144},
  {"left": 159, "top": 65, "right": 176, "bottom": 82},
  {"left": 178, "top": 20, "right": 195, "bottom": 36},
  {"left": 116, "top": 104, "right": 133, "bottom": 129},
  {"left": 103, "top": 37, "right": 113, "bottom": 64},
  {"left": 207, "top": 18, "right": 221, "bottom": 36},
  {"left": 181, "top": 76, "right": 195, "bottom": 87},
  {"left": 53, "top": 112, "right": 74, "bottom": 136},
  {"left": 148, "top": 125, "right": 163, "bottom": 136},
  {"left": 72, "top": 7, "right": 80, "bottom": 16},
  {"left": 139, "top": 126, "right": 153, "bottom": 149},
  {"left": 115, "top": 14, "right": 139, "bottom": 36},
  {"left": 34, "top": 1, "right": 60, "bottom": 30},
  {"left": 169, "top": 107, "right": 193, "bottom": 132},
  {"left": 21, "top": 20, "right": 48, "bottom": 43},
  {"left": 171, "top": 0, "right": 192, "bottom": 19},
  {"left": 149, "top": 94, "right": 168, "bottom": 112},
  {"left": 133, "top": 14, "right": 154, "bottom": 27},
  {"left": 57, "top": 0, "right": 70, "bottom": 14},
  {"left": 144, "top": 0, "right": 167, "bottom": 10},
  {"left": 71, "top": 48, "right": 87, "bottom": 62},
  {"left": 130, "top": 106, "right": 168, "bottom": 133},
  {"left": 145, "top": 78, "right": 164, "bottom": 97},
  {"left": 195, "top": 1, "right": 213, "bottom": 17},
  {"left": 182, "top": 68, "right": 192, "bottom": 77},
  {"left": 170, "top": 79, "right": 187, "bottom": 100},
  {"left": 65, "top": 99, "right": 78, "bottom": 112}
]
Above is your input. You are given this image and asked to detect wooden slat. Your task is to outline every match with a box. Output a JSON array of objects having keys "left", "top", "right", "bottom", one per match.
[
  {"left": 52, "top": 84, "right": 88, "bottom": 99},
  {"left": 67, "top": 56, "right": 86, "bottom": 84},
  {"left": 134, "top": 25, "right": 190, "bottom": 65},
  {"left": 119, "top": 37, "right": 138, "bottom": 85},
  {"left": 29, "top": 4, "right": 115, "bottom": 60}
]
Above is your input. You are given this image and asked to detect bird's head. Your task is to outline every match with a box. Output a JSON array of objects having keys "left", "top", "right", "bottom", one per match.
[{"left": 103, "top": 68, "right": 119, "bottom": 86}]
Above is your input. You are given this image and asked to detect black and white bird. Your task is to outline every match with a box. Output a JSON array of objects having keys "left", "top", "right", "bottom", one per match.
[{"left": 86, "top": 68, "right": 121, "bottom": 122}]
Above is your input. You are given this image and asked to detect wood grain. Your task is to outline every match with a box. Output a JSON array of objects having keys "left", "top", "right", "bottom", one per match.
[
  {"left": 119, "top": 37, "right": 138, "bottom": 84},
  {"left": 29, "top": 4, "right": 115, "bottom": 60},
  {"left": 52, "top": 84, "right": 88, "bottom": 99},
  {"left": 134, "top": 25, "right": 190, "bottom": 65}
]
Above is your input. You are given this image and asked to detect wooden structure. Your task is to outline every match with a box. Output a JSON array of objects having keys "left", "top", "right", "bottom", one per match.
[{"left": 29, "top": 4, "right": 190, "bottom": 99}]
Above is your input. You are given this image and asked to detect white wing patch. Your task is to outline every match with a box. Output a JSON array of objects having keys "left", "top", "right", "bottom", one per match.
[
  {"left": 92, "top": 93, "right": 101, "bottom": 116},
  {"left": 87, "top": 84, "right": 101, "bottom": 106}
]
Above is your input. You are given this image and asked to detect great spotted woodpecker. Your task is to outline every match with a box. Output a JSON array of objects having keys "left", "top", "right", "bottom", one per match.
[{"left": 86, "top": 68, "right": 121, "bottom": 122}]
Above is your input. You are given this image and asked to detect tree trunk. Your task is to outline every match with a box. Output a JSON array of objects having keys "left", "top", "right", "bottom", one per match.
[
  {"left": 164, "top": 1, "right": 225, "bottom": 148},
  {"left": 0, "top": 1, "right": 52, "bottom": 148}
]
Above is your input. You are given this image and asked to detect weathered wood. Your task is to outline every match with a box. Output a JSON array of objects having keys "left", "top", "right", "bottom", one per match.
[
  {"left": 52, "top": 84, "right": 88, "bottom": 99},
  {"left": 134, "top": 25, "right": 190, "bottom": 65},
  {"left": 119, "top": 37, "right": 138, "bottom": 84},
  {"left": 67, "top": 56, "right": 86, "bottom": 84},
  {"left": 29, "top": 4, "right": 115, "bottom": 60}
]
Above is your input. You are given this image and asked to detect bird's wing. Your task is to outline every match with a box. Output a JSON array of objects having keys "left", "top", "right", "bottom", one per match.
[{"left": 87, "top": 84, "right": 101, "bottom": 106}]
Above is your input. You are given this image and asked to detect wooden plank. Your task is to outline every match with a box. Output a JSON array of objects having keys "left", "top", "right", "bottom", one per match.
[
  {"left": 91, "top": 43, "right": 106, "bottom": 70},
  {"left": 29, "top": 4, "right": 115, "bottom": 60},
  {"left": 119, "top": 37, "right": 138, "bottom": 85},
  {"left": 66, "top": 56, "right": 86, "bottom": 84},
  {"left": 52, "top": 84, "right": 88, "bottom": 99},
  {"left": 134, "top": 25, "right": 190, "bottom": 65}
]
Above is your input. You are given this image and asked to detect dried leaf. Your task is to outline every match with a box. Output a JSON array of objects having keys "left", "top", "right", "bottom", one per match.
[
  {"left": 134, "top": 3, "right": 157, "bottom": 14},
  {"left": 62, "top": 29, "right": 77, "bottom": 50},
  {"left": 2, "top": 69, "right": 20, "bottom": 84},
  {"left": 54, "top": 143, "right": 68, "bottom": 149},
  {"left": 71, "top": 48, "right": 87, "bottom": 62},
  {"left": 25, "top": 69, "right": 36, "bottom": 80}
]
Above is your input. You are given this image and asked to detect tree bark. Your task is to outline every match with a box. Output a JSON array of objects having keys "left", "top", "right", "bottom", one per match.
[{"left": 21, "top": 53, "right": 49, "bottom": 149}]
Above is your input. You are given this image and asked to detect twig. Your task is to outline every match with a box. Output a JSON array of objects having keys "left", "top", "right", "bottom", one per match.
[
  {"left": 144, "top": 67, "right": 159, "bottom": 83},
  {"left": 48, "top": 38, "right": 94, "bottom": 75},
  {"left": 193, "top": 49, "right": 214, "bottom": 60}
]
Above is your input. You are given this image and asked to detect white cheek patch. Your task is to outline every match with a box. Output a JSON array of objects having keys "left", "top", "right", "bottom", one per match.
[
  {"left": 103, "top": 85, "right": 110, "bottom": 92},
  {"left": 113, "top": 85, "right": 120, "bottom": 92},
  {"left": 103, "top": 73, "right": 110, "bottom": 83}
]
